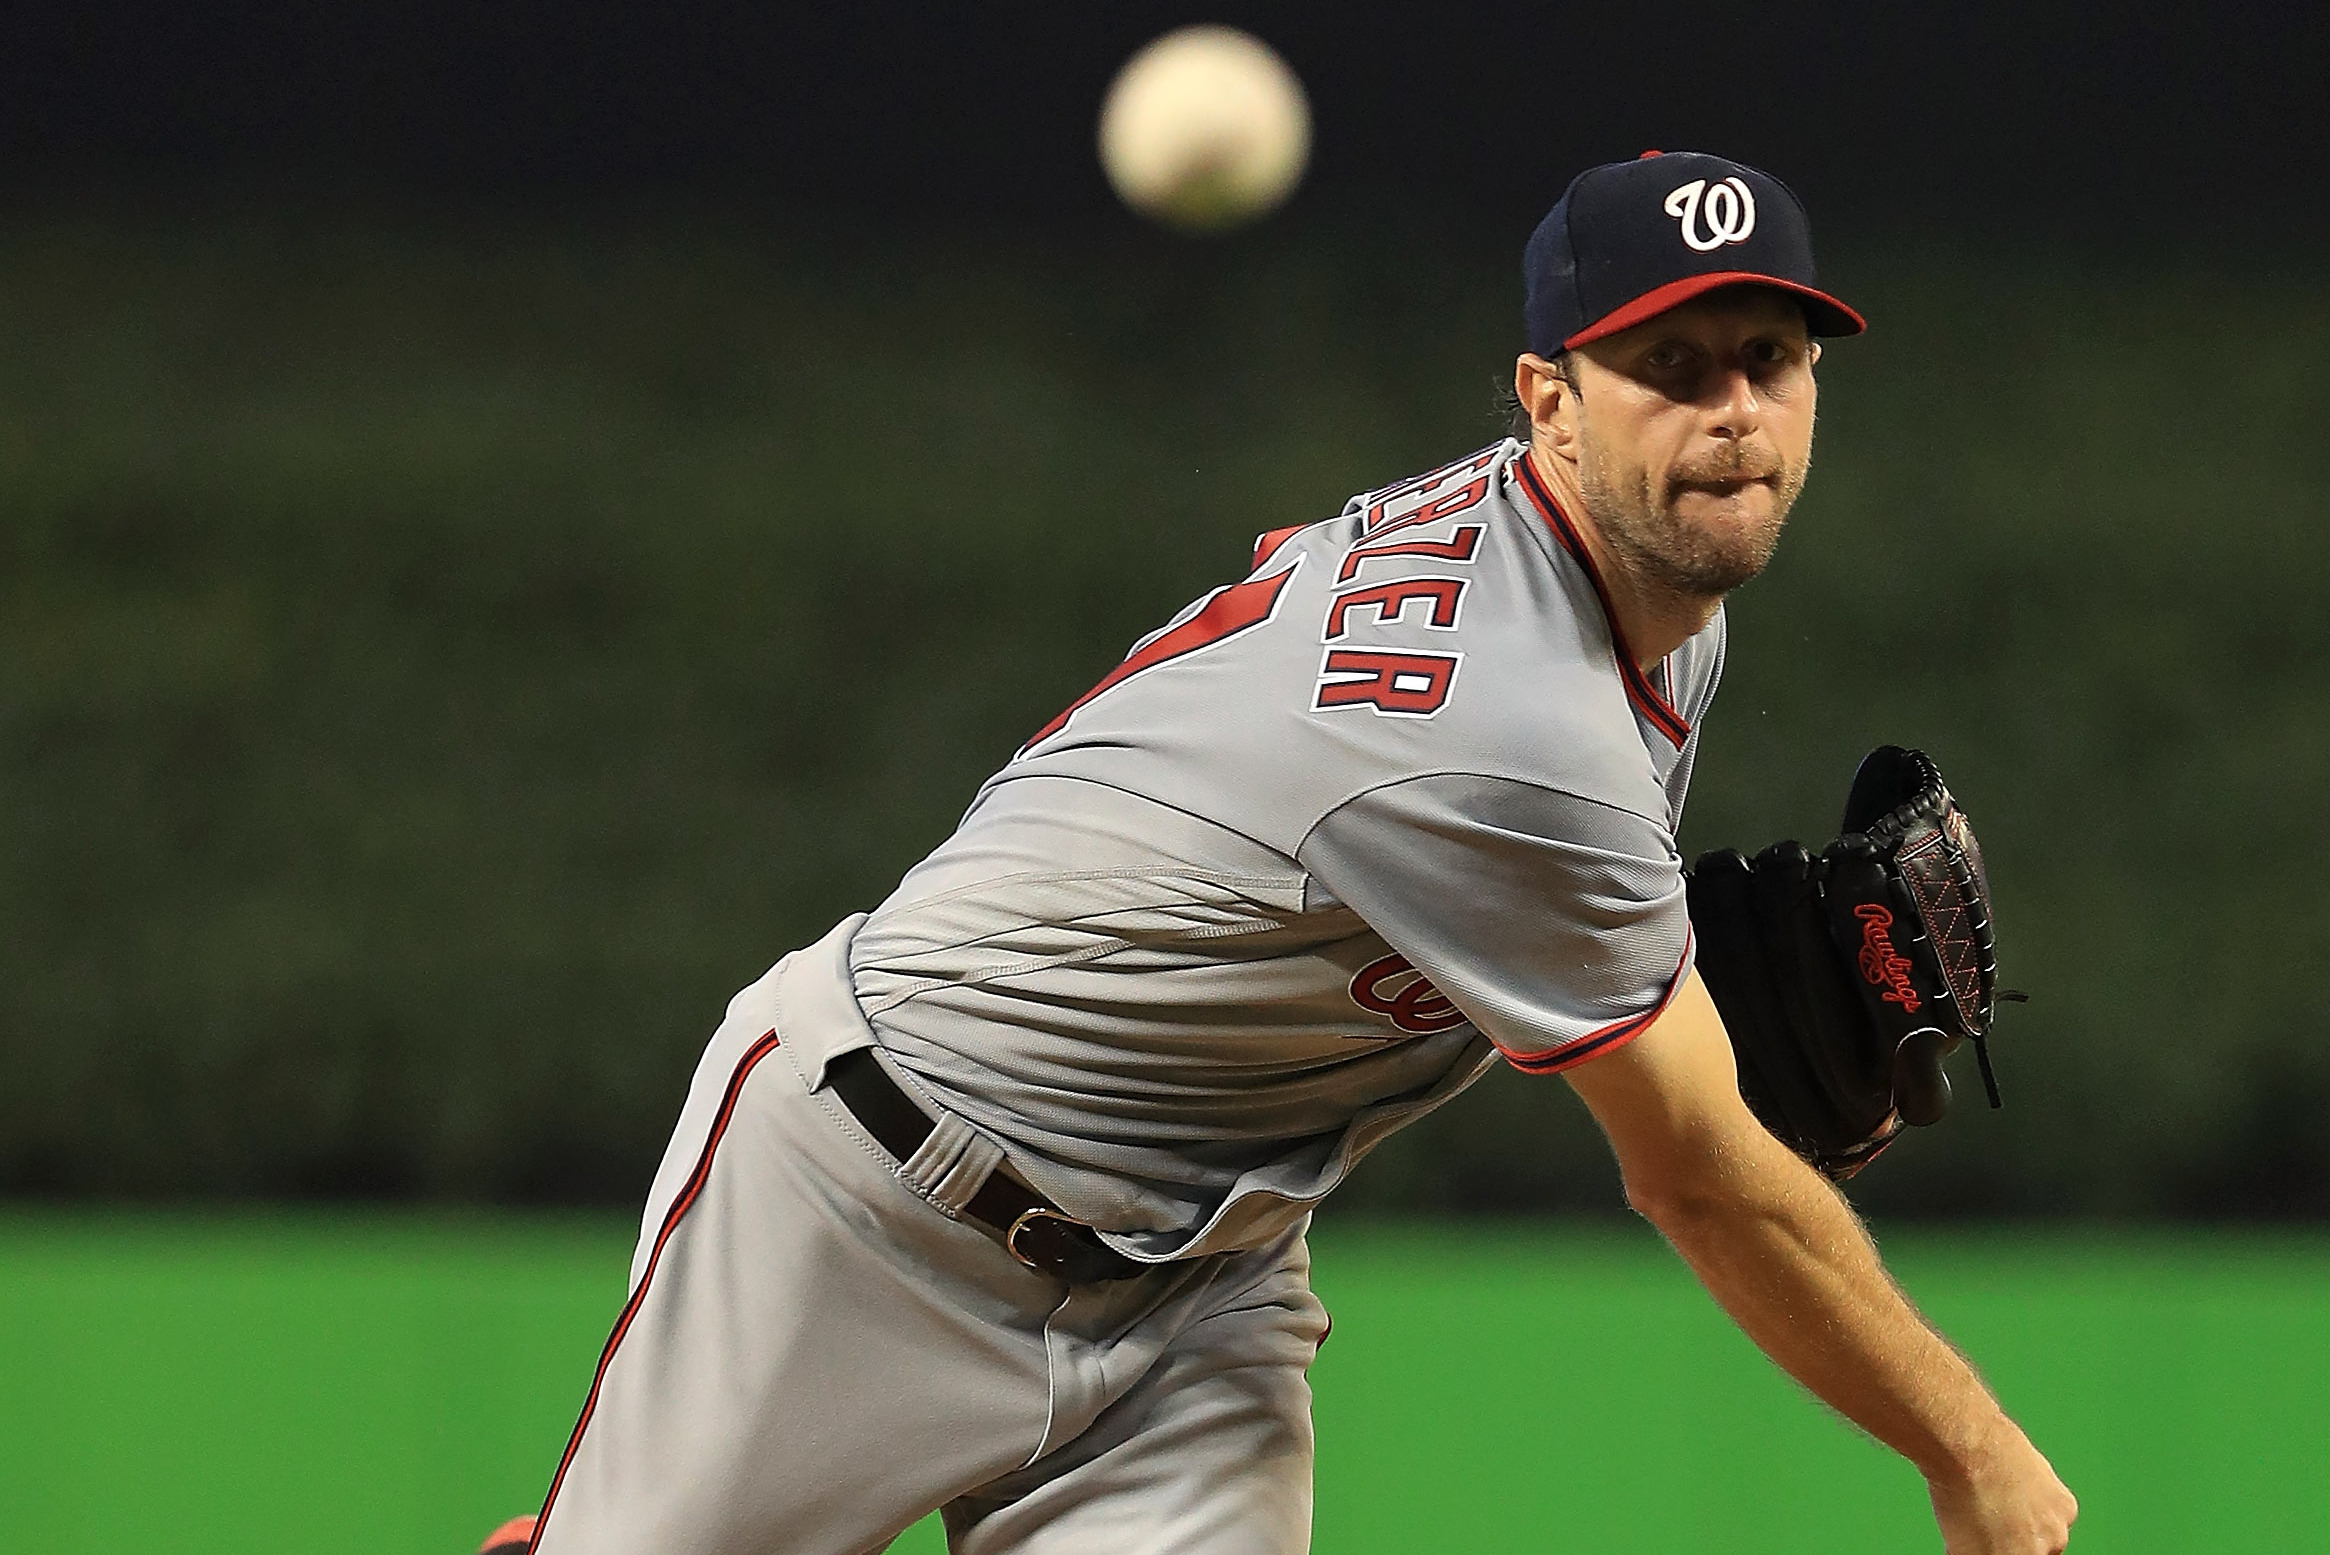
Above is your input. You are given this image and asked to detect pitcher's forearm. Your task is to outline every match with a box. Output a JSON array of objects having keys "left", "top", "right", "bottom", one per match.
[
  {"left": 1636, "top": 1143, "right": 2009, "bottom": 1483},
  {"left": 1568, "top": 975, "right": 2074, "bottom": 1551}
]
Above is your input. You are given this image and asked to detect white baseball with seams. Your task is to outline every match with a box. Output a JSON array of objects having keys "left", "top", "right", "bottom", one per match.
[{"left": 1098, "top": 26, "right": 1311, "bottom": 232}]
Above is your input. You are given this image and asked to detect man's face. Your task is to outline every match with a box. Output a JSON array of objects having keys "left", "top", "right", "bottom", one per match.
[{"left": 1564, "top": 287, "right": 1819, "bottom": 599}]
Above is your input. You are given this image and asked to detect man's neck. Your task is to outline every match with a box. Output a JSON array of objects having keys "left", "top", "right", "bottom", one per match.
[{"left": 1524, "top": 444, "right": 1720, "bottom": 671}]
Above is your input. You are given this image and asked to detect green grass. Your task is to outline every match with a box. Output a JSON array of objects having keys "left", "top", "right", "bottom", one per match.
[
  {"left": 3, "top": 1214, "right": 2325, "bottom": 1551},
  {"left": 1310, "top": 1227, "right": 2330, "bottom": 1551}
]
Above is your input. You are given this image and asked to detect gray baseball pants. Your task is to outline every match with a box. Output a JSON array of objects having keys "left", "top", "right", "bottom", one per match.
[{"left": 528, "top": 947, "right": 1330, "bottom": 1555}]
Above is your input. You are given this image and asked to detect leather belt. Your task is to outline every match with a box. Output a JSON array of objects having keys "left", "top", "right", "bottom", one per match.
[{"left": 825, "top": 1047, "right": 1149, "bottom": 1284}]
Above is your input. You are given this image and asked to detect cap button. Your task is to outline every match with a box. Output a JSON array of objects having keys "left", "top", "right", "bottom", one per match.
[{"left": 1638, "top": 148, "right": 1663, "bottom": 158}]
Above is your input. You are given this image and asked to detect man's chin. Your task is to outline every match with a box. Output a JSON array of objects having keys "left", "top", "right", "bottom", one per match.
[
  {"left": 1698, "top": 551, "right": 1777, "bottom": 594},
  {"left": 1658, "top": 512, "right": 1784, "bottom": 595}
]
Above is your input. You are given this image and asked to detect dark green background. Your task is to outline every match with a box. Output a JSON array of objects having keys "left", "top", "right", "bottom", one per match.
[{"left": 4, "top": 211, "right": 2325, "bottom": 1217}]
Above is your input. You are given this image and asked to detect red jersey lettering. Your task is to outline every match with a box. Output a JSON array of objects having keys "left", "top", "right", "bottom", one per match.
[
  {"left": 1322, "top": 577, "right": 1467, "bottom": 640},
  {"left": 1364, "top": 475, "right": 1491, "bottom": 540},
  {"left": 1312, "top": 649, "right": 1462, "bottom": 718},
  {"left": 1360, "top": 447, "right": 1502, "bottom": 529},
  {"left": 1337, "top": 523, "right": 1484, "bottom": 583}
]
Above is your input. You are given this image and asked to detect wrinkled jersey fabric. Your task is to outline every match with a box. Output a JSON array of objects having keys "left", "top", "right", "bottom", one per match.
[{"left": 846, "top": 439, "right": 1723, "bottom": 1259}]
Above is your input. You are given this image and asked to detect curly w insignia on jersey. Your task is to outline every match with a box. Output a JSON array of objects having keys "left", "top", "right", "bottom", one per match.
[{"left": 501, "top": 150, "right": 2075, "bottom": 1555}]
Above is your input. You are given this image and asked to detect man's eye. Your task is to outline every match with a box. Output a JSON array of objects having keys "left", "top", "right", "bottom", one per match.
[{"left": 1645, "top": 346, "right": 1687, "bottom": 370}]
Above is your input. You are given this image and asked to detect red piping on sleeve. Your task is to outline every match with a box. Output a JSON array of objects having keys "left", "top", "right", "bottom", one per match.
[
  {"left": 528, "top": 1029, "right": 787, "bottom": 1551},
  {"left": 1509, "top": 453, "right": 1692, "bottom": 749},
  {"left": 1497, "top": 931, "right": 1693, "bottom": 1075}
]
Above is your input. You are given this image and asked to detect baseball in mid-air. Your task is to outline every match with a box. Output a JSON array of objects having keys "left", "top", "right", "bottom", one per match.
[{"left": 1098, "top": 27, "right": 1311, "bottom": 233}]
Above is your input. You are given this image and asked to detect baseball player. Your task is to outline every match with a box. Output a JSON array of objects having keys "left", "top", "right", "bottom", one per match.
[{"left": 492, "top": 151, "right": 2076, "bottom": 1555}]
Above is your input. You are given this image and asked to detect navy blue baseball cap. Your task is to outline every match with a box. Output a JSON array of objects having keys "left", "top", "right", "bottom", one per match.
[{"left": 1524, "top": 150, "right": 1865, "bottom": 355}]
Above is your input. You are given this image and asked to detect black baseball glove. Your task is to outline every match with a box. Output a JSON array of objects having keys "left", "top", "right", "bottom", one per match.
[{"left": 1685, "top": 746, "right": 2011, "bottom": 1180}]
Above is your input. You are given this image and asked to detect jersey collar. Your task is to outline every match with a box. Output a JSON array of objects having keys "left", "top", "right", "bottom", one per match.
[{"left": 1508, "top": 448, "right": 1692, "bottom": 749}]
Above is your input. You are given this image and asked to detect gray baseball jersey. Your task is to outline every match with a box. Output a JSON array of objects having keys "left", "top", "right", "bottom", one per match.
[
  {"left": 849, "top": 437, "right": 1723, "bottom": 1261},
  {"left": 525, "top": 438, "right": 1726, "bottom": 1555}
]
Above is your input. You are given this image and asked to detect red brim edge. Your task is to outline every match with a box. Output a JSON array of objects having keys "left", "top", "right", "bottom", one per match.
[{"left": 1564, "top": 271, "right": 1867, "bottom": 348}]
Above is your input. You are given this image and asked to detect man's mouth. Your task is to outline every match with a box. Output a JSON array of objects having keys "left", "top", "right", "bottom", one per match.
[{"left": 1674, "top": 474, "right": 1772, "bottom": 499}]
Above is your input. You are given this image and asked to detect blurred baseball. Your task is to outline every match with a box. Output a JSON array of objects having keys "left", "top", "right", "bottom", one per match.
[{"left": 1098, "top": 27, "right": 1311, "bottom": 233}]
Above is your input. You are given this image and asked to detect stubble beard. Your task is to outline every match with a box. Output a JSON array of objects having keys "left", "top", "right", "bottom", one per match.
[{"left": 1576, "top": 430, "right": 1808, "bottom": 603}]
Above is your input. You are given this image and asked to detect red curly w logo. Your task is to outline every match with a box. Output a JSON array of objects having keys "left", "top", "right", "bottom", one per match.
[{"left": 1350, "top": 953, "right": 1469, "bottom": 1034}]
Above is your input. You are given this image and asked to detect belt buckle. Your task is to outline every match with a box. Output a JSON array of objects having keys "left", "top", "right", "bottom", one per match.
[{"left": 1005, "top": 1207, "right": 1091, "bottom": 1274}]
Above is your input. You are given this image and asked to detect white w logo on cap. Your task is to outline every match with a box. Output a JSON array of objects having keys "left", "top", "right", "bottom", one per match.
[{"left": 1663, "top": 177, "right": 1758, "bottom": 251}]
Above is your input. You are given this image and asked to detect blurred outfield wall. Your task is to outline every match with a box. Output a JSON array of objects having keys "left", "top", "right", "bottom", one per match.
[{"left": 3, "top": 209, "right": 2325, "bottom": 1217}]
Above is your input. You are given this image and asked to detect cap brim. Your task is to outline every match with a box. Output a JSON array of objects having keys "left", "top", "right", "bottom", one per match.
[{"left": 1563, "top": 271, "right": 1866, "bottom": 349}]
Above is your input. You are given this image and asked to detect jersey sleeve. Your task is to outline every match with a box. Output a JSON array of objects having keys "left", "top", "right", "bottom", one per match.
[{"left": 1296, "top": 772, "right": 1692, "bottom": 1072}]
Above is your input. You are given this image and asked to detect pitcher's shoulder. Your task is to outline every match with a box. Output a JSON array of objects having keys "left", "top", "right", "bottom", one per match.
[{"left": 997, "top": 439, "right": 1651, "bottom": 848}]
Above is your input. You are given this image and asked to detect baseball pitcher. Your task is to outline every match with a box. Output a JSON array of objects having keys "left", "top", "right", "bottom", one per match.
[{"left": 490, "top": 151, "right": 2076, "bottom": 1555}]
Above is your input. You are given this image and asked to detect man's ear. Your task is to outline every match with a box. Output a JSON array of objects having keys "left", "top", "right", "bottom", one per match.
[
  {"left": 1809, "top": 341, "right": 1823, "bottom": 367},
  {"left": 1514, "top": 353, "right": 1580, "bottom": 460}
]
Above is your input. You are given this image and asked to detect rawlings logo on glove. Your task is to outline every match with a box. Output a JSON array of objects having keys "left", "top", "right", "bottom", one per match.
[{"left": 1854, "top": 904, "right": 1921, "bottom": 1011}]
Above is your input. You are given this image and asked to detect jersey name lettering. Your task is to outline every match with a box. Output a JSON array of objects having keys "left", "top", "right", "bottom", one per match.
[
  {"left": 1322, "top": 577, "right": 1466, "bottom": 640},
  {"left": 1357, "top": 445, "right": 1502, "bottom": 531},
  {"left": 1337, "top": 523, "right": 1483, "bottom": 583},
  {"left": 1363, "top": 475, "right": 1491, "bottom": 540},
  {"left": 1312, "top": 649, "right": 1462, "bottom": 717},
  {"left": 1310, "top": 462, "right": 1492, "bottom": 717}
]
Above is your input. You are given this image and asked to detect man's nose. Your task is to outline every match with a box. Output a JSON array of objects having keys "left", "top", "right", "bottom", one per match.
[{"left": 1704, "top": 366, "right": 1763, "bottom": 440}]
